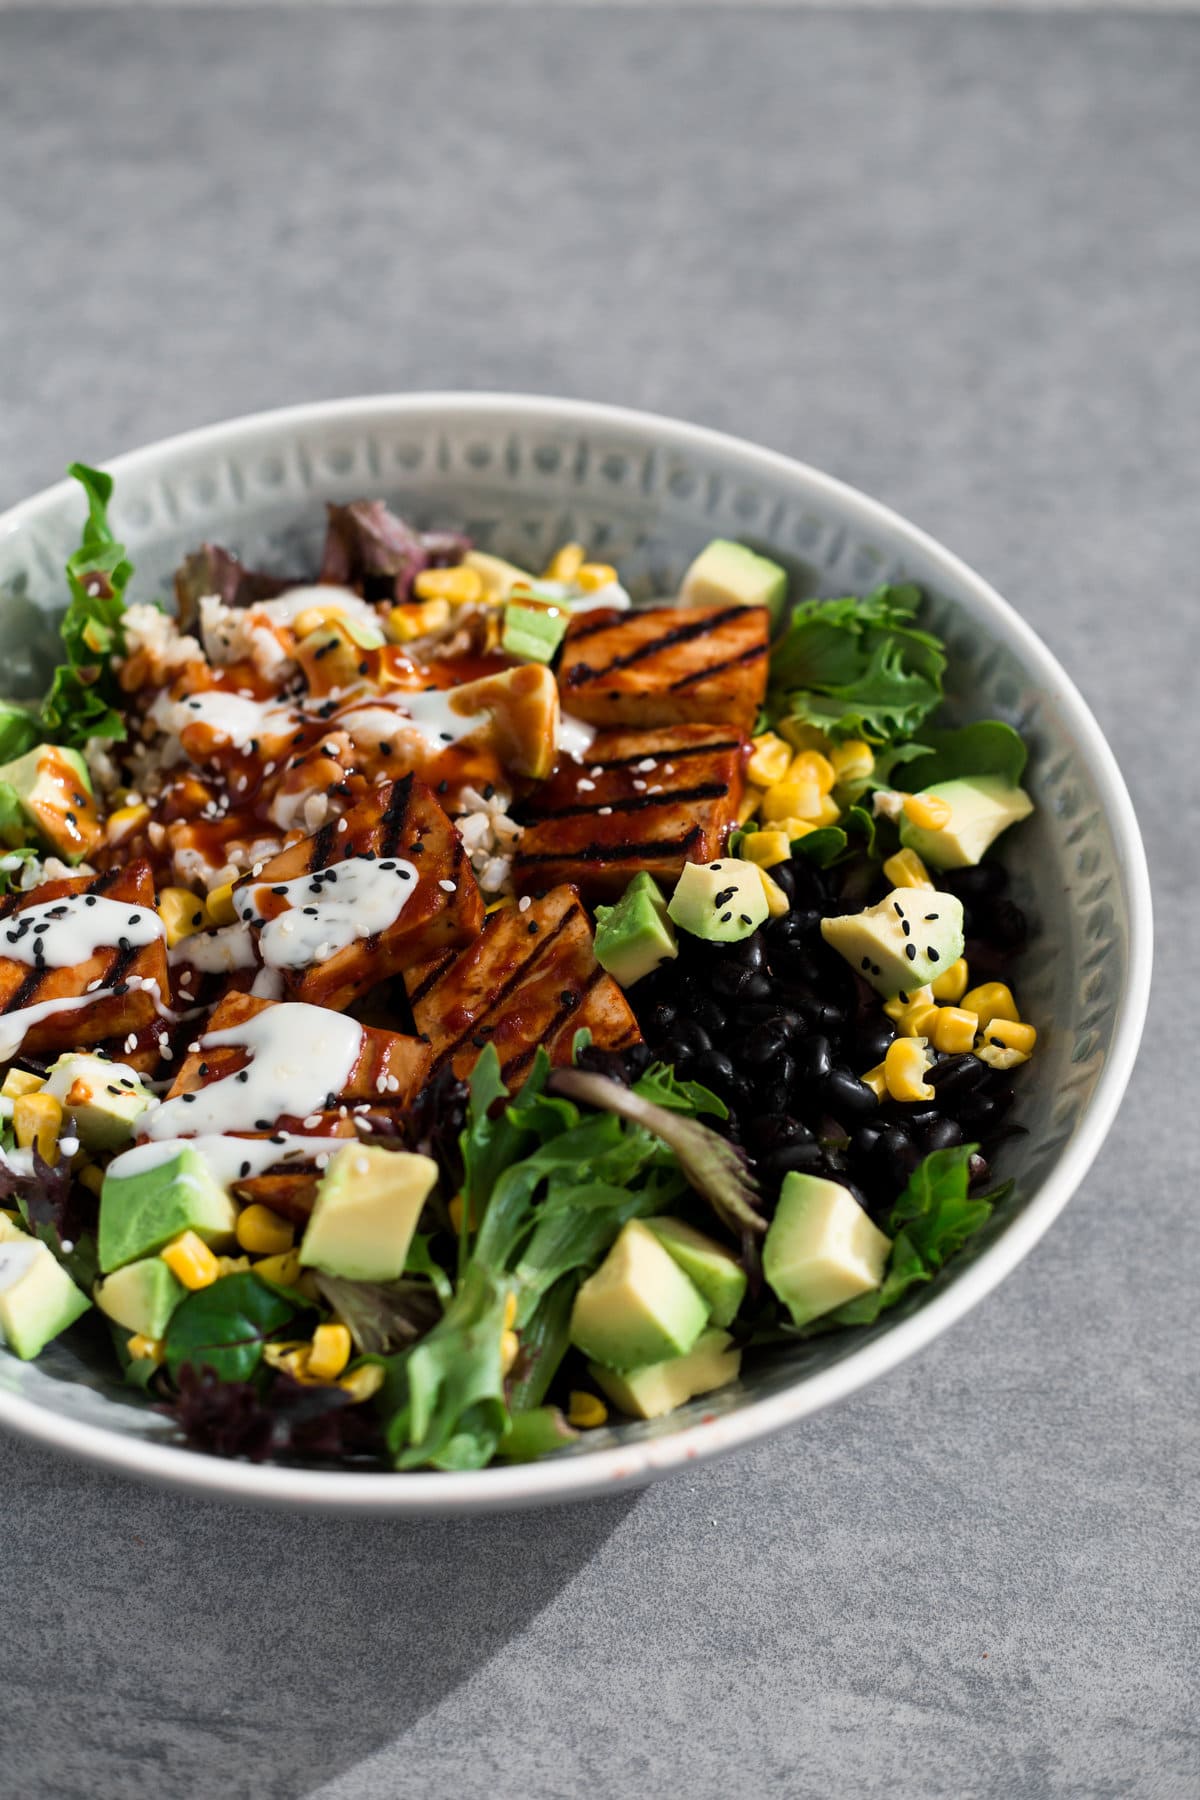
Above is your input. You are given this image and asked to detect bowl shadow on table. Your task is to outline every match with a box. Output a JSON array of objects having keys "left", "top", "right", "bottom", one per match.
[{"left": 3, "top": 1440, "right": 639, "bottom": 1800}]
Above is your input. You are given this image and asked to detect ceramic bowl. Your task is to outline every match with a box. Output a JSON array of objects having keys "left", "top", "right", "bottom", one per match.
[{"left": 0, "top": 395, "right": 1152, "bottom": 1512}]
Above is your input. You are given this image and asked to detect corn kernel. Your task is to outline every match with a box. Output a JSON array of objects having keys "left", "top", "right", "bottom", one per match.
[
  {"left": 976, "top": 1017, "right": 1037, "bottom": 1069},
  {"left": 216, "top": 1255, "right": 252, "bottom": 1276},
  {"left": 740, "top": 829, "right": 792, "bottom": 869},
  {"left": 292, "top": 602, "right": 356, "bottom": 637},
  {"left": 736, "top": 787, "right": 763, "bottom": 826},
  {"left": 161, "top": 1230, "right": 221, "bottom": 1291},
  {"left": 262, "top": 1343, "right": 313, "bottom": 1380},
  {"left": 932, "top": 1006, "right": 980, "bottom": 1055},
  {"left": 13, "top": 1093, "right": 63, "bottom": 1164},
  {"left": 575, "top": 562, "right": 618, "bottom": 593},
  {"left": 308, "top": 1323, "right": 353, "bottom": 1382},
  {"left": 895, "top": 997, "right": 940, "bottom": 1039},
  {"left": 448, "top": 1193, "right": 478, "bottom": 1235},
  {"left": 2, "top": 1069, "right": 45, "bottom": 1099},
  {"left": 236, "top": 1203, "right": 295, "bottom": 1256},
  {"left": 486, "top": 896, "right": 516, "bottom": 916},
  {"left": 762, "top": 778, "right": 823, "bottom": 824},
  {"left": 387, "top": 598, "right": 452, "bottom": 642},
  {"left": 500, "top": 1329, "right": 520, "bottom": 1375},
  {"left": 788, "top": 749, "right": 836, "bottom": 795},
  {"left": 757, "top": 866, "right": 790, "bottom": 919},
  {"left": 567, "top": 1390, "right": 609, "bottom": 1429},
  {"left": 812, "top": 793, "right": 842, "bottom": 828},
  {"left": 253, "top": 1247, "right": 302, "bottom": 1287},
  {"left": 777, "top": 819, "right": 816, "bottom": 841},
  {"left": 931, "top": 956, "right": 970, "bottom": 1003},
  {"left": 205, "top": 882, "right": 237, "bottom": 927},
  {"left": 127, "top": 1333, "right": 165, "bottom": 1366},
  {"left": 340, "top": 1362, "right": 386, "bottom": 1404},
  {"left": 413, "top": 565, "right": 485, "bottom": 606},
  {"left": 747, "top": 732, "right": 793, "bottom": 788},
  {"left": 962, "top": 981, "right": 1020, "bottom": 1031},
  {"left": 830, "top": 739, "right": 875, "bottom": 784},
  {"left": 107, "top": 803, "right": 150, "bottom": 843},
  {"left": 544, "top": 542, "right": 585, "bottom": 583},
  {"left": 883, "top": 1037, "right": 936, "bottom": 1103},
  {"left": 860, "top": 1062, "right": 889, "bottom": 1101},
  {"left": 78, "top": 1162, "right": 105, "bottom": 1197},
  {"left": 156, "top": 886, "right": 208, "bottom": 949},
  {"left": 903, "top": 792, "right": 953, "bottom": 831},
  {"left": 883, "top": 983, "right": 934, "bottom": 1021},
  {"left": 503, "top": 1290, "right": 518, "bottom": 1331},
  {"left": 882, "top": 848, "right": 934, "bottom": 891}
]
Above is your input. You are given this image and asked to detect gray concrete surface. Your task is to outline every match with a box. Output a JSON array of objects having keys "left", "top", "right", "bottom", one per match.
[{"left": 0, "top": 8, "right": 1196, "bottom": 1798}]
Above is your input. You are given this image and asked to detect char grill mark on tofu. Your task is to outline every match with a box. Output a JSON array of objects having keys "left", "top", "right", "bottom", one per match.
[
  {"left": 406, "top": 885, "right": 641, "bottom": 1083},
  {"left": 512, "top": 725, "right": 747, "bottom": 900},
  {"left": 162, "top": 991, "right": 432, "bottom": 1219},
  {"left": 237, "top": 774, "right": 484, "bottom": 1013},
  {"left": 558, "top": 605, "right": 769, "bottom": 732},
  {"left": 0, "top": 862, "right": 169, "bottom": 1054}
]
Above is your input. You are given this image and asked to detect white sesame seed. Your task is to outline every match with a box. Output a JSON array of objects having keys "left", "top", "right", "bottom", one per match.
[
  {"left": 386, "top": 1074, "right": 400, "bottom": 1093},
  {"left": 303, "top": 1113, "right": 322, "bottom": 1129},
  {"left": 518, "top": 895, "right": 532, "bottom": 912},
  {"left": 439, "top": 879, "right": 456, "bottom": 892},
  {"left": 337, "top": 819, "right": 348, "bottom": 832},
  {"left": 633, "top": 780, "right": 647, "bottom": 792},
  {"left": 636, "top": 758, "right": 656, "bottom": 772},
  {"left": 590, "top": 767, "right": 603, "bottom": 778},
  {"left": 375, "top": 1075, "right": 388, "bottom": 1093},
  {"left": 598, "top": 806, "right": 613, "bottom": 816}
]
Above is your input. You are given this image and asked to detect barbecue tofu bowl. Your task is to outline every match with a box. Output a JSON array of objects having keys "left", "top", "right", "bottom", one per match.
[{"left": 0, "top": 396, "right": 1149, "bottom": 1512}]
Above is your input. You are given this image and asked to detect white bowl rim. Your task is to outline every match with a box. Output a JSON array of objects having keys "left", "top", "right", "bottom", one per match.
[{"left": 0, "top": 391, "right": 1153, "bottom": 1513}]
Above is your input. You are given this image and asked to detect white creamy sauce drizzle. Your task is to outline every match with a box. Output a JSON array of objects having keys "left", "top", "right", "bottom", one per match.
[
  {"left": 109, "top": 1131, "right": 352, "bottom": 1185},
  {"left": 144, "top": 1002, "right": 365, "bottom": 1138},
  {"left": 402, "top": 689, "right": 491, "bottom": 750},
  {"left": 241, "top": 855, "right": 420, "bottom": 969},
  {"left": 249, "top": 585, "right": 382, "bottom": 632},
  {"left": 170, "top": 922, "right": 258, "bottom": 973},
  {"left": 566, "top": 580, "right": 632, "bottom": 614},
  {"left": 559, "top": 714, "right": 597, "bottom": 758},
  {"left": 149, "top": 688, "right": 301, "bottom": 749},
  {"left": 0, "top": 895, "right": 164, "bottom": 968}
]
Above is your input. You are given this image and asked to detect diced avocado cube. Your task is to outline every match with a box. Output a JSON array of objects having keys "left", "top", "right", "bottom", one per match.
[
  {"left": 593, "top": 872, "right": 679, "bottom": 988},
  {"left": 98, "top": 1144, "right": 239, "bottom": 1274},
  {"left": 820, "top": 886, "right": 964, "bottom": 999},
  {"left": 0, "top": 1229, "right": 91, "bottom": 1358},
  {"left": 590, "top": 1327, "right": 741, "bottom": 1420},
  {"left": 501, "top": 601, "right": 569, "bottom": 665},
  {"left": 299, "top": 1144, "right": 437, "bottom": 1282},
  {"left": 94, "top": 1255, "right": 187, "bottom": 1339},
  {"left": 643, "top": 1216, "right": 747, "bottom": 1328},
  {"left": 680, "top": 538, "right": 789, "bottom": 627},
  {"left": 569, "top": 1219, "right": 709, "bottom": 1371},
  {"left": 0, "top": 744, "right": 103, "bottom": 863},
  {"left": 763, "top": 1172, "right": 892, "bottom": 1328},
  {"left": 899, "top": 776, "right": 1034, "bottom": 870},
  {"left": 668, "top": 857, "right": 768, "bottom": 945},
  {"left": 44, "top": 1054, "right": 158, "bottom": 1152}
]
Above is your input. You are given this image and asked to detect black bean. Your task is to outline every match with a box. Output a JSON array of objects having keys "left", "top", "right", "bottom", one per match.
[
  {"left": 692, "top": 1050, "right": 737, "bottom": 1092},
  {"left": 738, "top": 973, "right": 773, "bottom": 1005},
  {"left": 662, "top": 1022, "right": 712, "bottom": 1062},
  {"left": 944, "top": 863, "right": 1008, "bottom": 901},
  {"left": 791, "top": 1034, "right": 833, "bottom": 1084},
  {"left": 766, "top": 861, "right": 798, "bottom": 902},
  {"left": 748, "top": 1115, "right": 812, "bottom": 1151},
  {"left": 853, "top": 1016, "right": 896, "bottom": 1068},
  {"left": 820, "top": 1067, "right": 880, "bottom": 1118},
  {"left": 738, "top": 1019, "right": 794, "bottom": 1068},
  {"left": 761, "top": 1139, "right": 828, "bottom": 1180},
  {"left": 923, "top": 1117, "right": 965, "bottom": 1152}
]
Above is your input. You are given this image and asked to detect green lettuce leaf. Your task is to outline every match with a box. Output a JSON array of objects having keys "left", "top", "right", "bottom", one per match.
[
  {"left": 379, "top": 1263, "right": 512, "bottom": 1471},
  {"left": 891, "top": 721, "right": 1028, "bottom": 791},
  {"left": 0, "top": 702, "right": 42, "bottom": 764},
  {"left": 164, "top": 1272, "right": 306, "bottom": 1383},
  {"left": 632, "top": 1061, "right": 728, "bottom": 1120},
  {"left": 769, "top": 583, "right": 946, "bottom": 744},
  {"left": 39, "top": 463, "right": 132, "bottom": 749}
]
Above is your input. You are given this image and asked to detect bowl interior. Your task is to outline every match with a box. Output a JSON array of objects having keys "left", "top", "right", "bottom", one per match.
[{"left": 0, "top": 396, "right": 1146, "bottom": 1503}]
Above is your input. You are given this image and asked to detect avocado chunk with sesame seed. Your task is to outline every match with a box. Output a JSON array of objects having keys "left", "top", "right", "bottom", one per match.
[
  {"left": 298, "top": 1144, "right": 437, "bottom": 1282},
  {"left": 0, "top": 744, "right": 103, "bottom": 863},
  {"left": 820, "top": 886, "right": 964, "bottom": 999},
  {"left": 667, "top": 857, "right": 768, "bottom": 945},
  {"left": 593, "top": 873, "right": 679, "bottom": 988},
  {"left": 899, "top": 776, "right": 1034, "bottom": 869},
  {"left": 43, "top": 1053, "right": 158, "bottom": 1152}
]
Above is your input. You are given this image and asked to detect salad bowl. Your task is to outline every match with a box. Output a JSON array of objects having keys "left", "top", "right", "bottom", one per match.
[{"left": 0, "top": 394, "right": 1152, "bottom": 1512}]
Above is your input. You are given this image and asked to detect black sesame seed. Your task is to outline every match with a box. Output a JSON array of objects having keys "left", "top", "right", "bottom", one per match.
[
  {"left": 927, "top": 948, "right": 940, "bottom": 962},
  {"left": 240, "top": 1160, "right": 251, "bottom": 1178},
  {"left": 237, "top": 1071, "right": 249, "bottom": 1083},
  {"left": 905, "top": 944, "right": 917, "bottom": 961},
  {"left": 181, "top": 1093, "right": 196, "bottom": 1103}
]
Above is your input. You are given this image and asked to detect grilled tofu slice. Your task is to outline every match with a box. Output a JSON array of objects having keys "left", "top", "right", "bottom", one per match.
[
  {"left": 558, "top": 604, "right": 769, "bottom": 732},
  {"left": 161, "top": 991, "right": 431, "bottom": 1218},
  {"left": 0, "top": 862, "right": 170, "bottom": 1058},
  {"left": 406, "top": 884, "right": 641, "bottom": 1086},
  {"left": 512, "top": 725, "right": 747, "bottom": 901},
  {"left": 236, "top": 774, "right": 484, "bottom": 1011}
]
